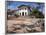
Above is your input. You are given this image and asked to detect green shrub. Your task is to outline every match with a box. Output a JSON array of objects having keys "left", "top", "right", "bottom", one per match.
[{"left": 30, "top": 8, "right": 44, "bottom": 18}]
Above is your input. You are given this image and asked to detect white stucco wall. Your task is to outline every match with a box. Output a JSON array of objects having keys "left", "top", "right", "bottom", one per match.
[
  {"left": 14, "top": 7, "right": 31, "bottom": 16},
  {"left": 18, "top": 9, "right": 28, "bottom": 16}
]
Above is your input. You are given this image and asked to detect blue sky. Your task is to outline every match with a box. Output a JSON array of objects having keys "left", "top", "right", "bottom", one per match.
[{"left": 7, "top": 1, "right": 45, "bottom": 14}]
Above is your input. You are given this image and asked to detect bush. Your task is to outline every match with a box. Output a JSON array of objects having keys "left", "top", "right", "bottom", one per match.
[
  {"left": 30, "top": 8, "right": 44, "bottom": 18},
  {"left": 14, "top": 14, "right": 19, "bottom": 18}
]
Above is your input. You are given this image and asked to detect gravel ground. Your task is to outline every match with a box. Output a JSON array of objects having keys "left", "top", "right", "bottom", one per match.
[{"left": 7, "top": 17, "right": 45, "bottom": 33}]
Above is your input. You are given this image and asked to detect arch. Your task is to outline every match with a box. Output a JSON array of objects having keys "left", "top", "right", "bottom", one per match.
[
  {"left": 20, "top": 13, "right": 21, "bottom": 16},
  {"left": 25, "top": 12, "right": 26, "bottom": 16},
  {"left": 22, "top": 12, "right": 24, "bottom": 16}
]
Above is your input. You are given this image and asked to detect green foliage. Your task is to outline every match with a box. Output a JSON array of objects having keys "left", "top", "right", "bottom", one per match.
[
  {"left": 30, "top": 8, "right": 44, "bottom": 18},
  {"left": 14, "top": 14, "right": 19, "bottom": 18}
]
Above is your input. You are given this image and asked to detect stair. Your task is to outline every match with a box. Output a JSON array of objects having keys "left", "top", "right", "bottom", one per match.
[{"left": 19, "top": 16, "right": 31, "bottom": 19}]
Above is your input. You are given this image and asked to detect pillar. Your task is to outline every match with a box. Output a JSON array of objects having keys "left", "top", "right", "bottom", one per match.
[
  {"left": 27, "top": 12, "right": 28, "bottom": 16},
  {"left": 21, "top": 12, "right": 22, "bottom": 16},
  {"left": 24, "top": 12, "right": 25, "bottom": 16}
]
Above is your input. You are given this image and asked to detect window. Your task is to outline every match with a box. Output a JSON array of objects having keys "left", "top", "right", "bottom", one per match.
[
  {"left": 25, "top": 8, "right": 26, "bottom": 10},
  {"left": 19, "top": 8, "right": 21, "bottom": 10}
]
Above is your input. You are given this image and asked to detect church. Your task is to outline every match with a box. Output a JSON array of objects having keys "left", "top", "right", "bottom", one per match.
[{"left": 14, "top": 5, "right": 31, "bottom": 16}]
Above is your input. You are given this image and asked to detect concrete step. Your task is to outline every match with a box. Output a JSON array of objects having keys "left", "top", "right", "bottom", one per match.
[{"left": 19, "top": 16, "right": 30, "bottom": 18}]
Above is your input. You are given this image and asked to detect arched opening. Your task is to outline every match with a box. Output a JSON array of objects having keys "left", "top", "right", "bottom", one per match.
[
  {"left": 20, "top": 13, "right": 21, "bottom": 16},
  {"left": 25, "top": 12, "right": 26, "bottom": 16},
  {"left": 22, "top": 12, "right": 24, "bottom": 16}
]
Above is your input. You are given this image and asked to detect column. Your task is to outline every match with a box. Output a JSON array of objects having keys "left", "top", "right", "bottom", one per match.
[
  {"left": 27, "top": 12, "right": 28, "bottom": 16},
  {"left": 21, "top": 12, "right": 22, "bottom": 16},
  {"left": 24, "top": 12, "right": 25, "bottom": 16}
]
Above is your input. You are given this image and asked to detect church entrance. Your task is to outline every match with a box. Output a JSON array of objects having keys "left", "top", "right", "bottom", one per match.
[
  {"left": 22, "top": 12, "right": 24, "bottom": 16},
  {"left": 20, "top": 12, "right": 28, "bottom": 16}
]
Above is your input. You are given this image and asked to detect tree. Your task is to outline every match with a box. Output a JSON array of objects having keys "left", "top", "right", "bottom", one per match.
[{"left": 31, "top": 8, "right": 44, "bottom": 18}]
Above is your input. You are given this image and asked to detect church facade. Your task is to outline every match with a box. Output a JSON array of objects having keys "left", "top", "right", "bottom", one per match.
[{"left": 15, "top": 5, "right": 31, "bottom": 16}]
